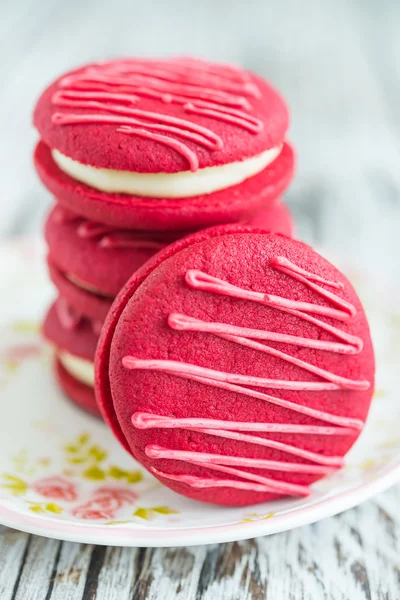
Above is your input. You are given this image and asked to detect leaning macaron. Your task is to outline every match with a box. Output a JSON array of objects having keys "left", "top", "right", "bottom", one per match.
[
  {"left": 34, "top": 57, "right": 294, "bottom": 230},
  {"left": 95, "top": 225, "right": 375, "bottom": 507},
  {"left": 43, "top": 298, "right": 99, "bottom": 415}
]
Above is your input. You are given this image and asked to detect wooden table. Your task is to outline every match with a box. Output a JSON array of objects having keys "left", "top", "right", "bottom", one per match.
[
  {"left": 1, "top": 0, "right": 400, "bottom": 598},
  {"left": 1, "top": 485, "right": 400, "bottom": 599}
]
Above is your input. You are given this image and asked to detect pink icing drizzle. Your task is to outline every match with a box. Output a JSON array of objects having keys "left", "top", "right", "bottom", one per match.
[
  {"left": 55, "top": 297, "right": 81, "bottom": 330},
  {"left": 76, "top": 220, "right": 165, "bottom": 251},
  {"left": 51, "top": 58, "right": 264, "bottom": 171},
  {"left": 55, "top": 297, "right": 102, "bottom": 336},
  {"left": 53, "top": 207, "right": 164, "bottom": 251},
  {"left": 122, "top": 256, "right": 370, "bottom": 497}
]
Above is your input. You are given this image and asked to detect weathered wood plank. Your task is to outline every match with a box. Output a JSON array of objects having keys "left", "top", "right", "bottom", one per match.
[
  {"left": 11, "top": 535, "right": 61, "bottom": 600},
  {"left": 0, "top": 528, "right": 30, "bottom": 600},
  {"left": 48, "top": 542, "right": 93, "bottom": 600}
]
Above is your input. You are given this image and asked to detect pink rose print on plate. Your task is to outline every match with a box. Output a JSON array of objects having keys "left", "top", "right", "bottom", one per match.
[
  {"left": 94, "top": 487, "right": 137, "bottom": 506},
  {"left": 72, "top": 487, "right": 138, "bottom": 521},
  {"left": 33, "top": 476, "right": 77, "bottom": 502},
  {"left": 72, "top": 506, "right": 114, "bottom": 520}
]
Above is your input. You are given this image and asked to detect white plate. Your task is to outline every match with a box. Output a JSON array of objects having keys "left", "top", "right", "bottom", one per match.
[{"left": 0, "top": 239, "right": 399, "bottom": 547}]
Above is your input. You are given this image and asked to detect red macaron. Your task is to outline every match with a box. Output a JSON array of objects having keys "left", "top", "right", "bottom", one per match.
[
  {"left": 34, "top": 58, "right": 289, "bottom": 172},
  {"left": 45, "top": 205, "right": 183, "bottom": 297},
  {"left": 35, "top": 141, "right": 294, "bottom": 231},
  {"left": 96, "top": 225, "right": 375, "bottom": 507},
  {"left": 34, "top": 57, "right": 294, "bottom": 230},
  {"left": 45, "top": 202, "right": 294, "bottom": 302}
]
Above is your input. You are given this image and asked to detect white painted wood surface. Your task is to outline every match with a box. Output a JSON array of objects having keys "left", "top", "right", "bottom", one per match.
[{"left": 1, "top": 0, "right": 400, "bottom": 597}]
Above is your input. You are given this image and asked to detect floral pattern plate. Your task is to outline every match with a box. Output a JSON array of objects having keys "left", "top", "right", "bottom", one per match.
[{"left": 0, "top": 239, "right": 399, "bottom": 547}]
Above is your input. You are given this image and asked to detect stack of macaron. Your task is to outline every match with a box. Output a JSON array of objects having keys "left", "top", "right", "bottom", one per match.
[
  {"left": 33, "top": 57, "right": 376, "bottom": 509},
  {"left": 33, "top": 56, "right": 295, "bottom": 416}
]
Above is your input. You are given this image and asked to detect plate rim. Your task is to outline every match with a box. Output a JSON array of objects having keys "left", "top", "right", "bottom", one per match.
[
  {"left": 0, "top": 239, "right": 399, "bottom": 546},
  {"left": 1, "top": 459, "right": 399, "bottom": 547}
]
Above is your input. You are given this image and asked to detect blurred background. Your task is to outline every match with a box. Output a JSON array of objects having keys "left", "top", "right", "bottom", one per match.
[{"left": 1, "top": 0, "right": 399, "bottom": 275}]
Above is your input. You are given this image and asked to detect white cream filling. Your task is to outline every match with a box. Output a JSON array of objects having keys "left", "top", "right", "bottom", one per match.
[
  {"left": 65, "top": 273, "right": 113, "bottom": 298},
  {"left": 58, "top": 350, "right": 94, "bottom": 387},
  {"left": 51, "top": 146, "right": 282, "bottom": 198}
]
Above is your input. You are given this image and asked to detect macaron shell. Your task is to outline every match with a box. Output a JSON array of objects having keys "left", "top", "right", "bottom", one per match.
[
  {"left": 96, "top": 227, "right": 374, "bottom": 506},
  {"left": 45, "top": 202, "right": 293, "bottom": 298},
  {"left": 56, "top": 358, "right": 99, "bottom": 417},
  {"left": 33, "top": 61, "right": 288, "bottom": 172},
  {"left": 96, "top": 225, "right": 261, "bottom": 452},
  {"left": 35, "top": 141, "right": 294, "bottom": 231},
  {"left": 247, "top": 202, "right": 293, "bottom": 237},
  {"left": 45, "top": 206, "right": 182, "bottom": 296},
  {"left": 43, "top": 300, "right": 99, "bottom": 360},
  {"left": 48, "top": 259, "right": 113, "bottom": 323}
]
